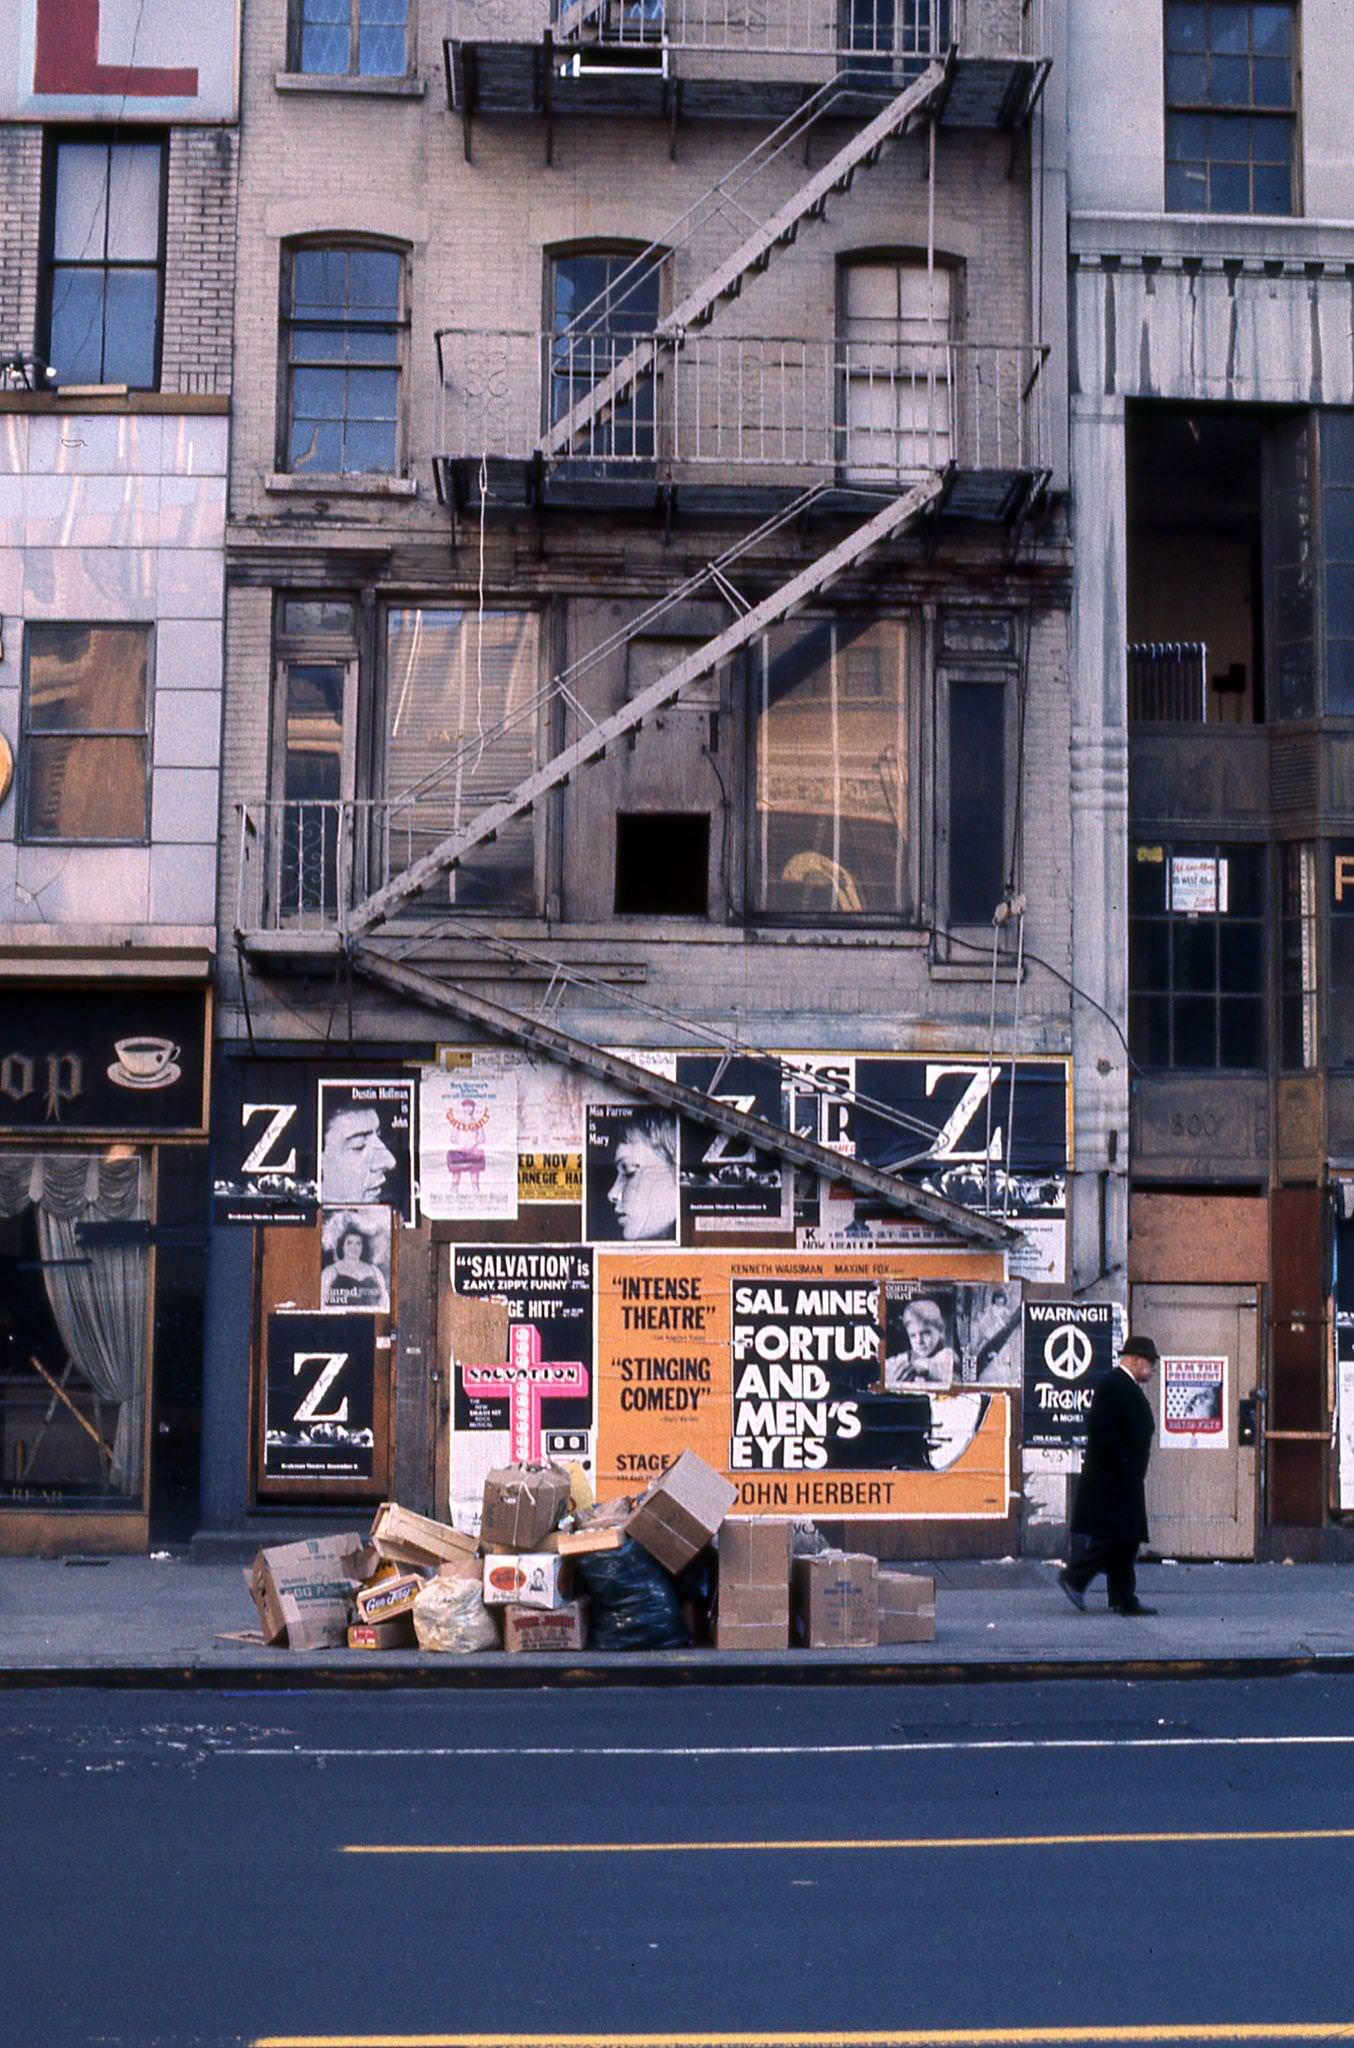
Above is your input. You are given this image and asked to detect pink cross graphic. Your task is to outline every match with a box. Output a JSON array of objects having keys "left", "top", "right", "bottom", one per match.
[{"left": 462, "top": 1322, "right": 588, "bottom": 1462}]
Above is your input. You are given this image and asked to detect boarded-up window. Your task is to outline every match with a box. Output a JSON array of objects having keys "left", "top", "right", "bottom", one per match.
[
  {"left": 752, "top": 618, "right": 910, "bottom": 918},
  {"left": 383, "top": 608, "right": 539, "bottom": 912}
]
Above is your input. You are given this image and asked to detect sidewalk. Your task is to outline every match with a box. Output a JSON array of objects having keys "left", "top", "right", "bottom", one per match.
[{"left": 7, "top": 1554, "right": 1354, "bottom": 1686}]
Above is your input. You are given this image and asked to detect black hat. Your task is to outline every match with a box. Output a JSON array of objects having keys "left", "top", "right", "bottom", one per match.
[{"left": 1120, "top": 1334, "right": 1160, "bottom": 1363}]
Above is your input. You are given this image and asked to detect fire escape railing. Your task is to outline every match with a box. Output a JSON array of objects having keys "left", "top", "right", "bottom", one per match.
[{"left": 447, "top": 0, "right": 1043, "bottom": 62}]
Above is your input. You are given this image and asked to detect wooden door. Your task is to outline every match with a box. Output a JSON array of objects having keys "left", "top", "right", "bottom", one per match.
[{"left": 1132, "top": 1280, "right": 1261, "bottom": 1560}]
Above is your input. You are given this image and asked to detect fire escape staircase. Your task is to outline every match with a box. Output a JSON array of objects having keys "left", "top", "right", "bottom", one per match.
[{"left": 542, "top": 57, "right": 951, "bottom": 460}]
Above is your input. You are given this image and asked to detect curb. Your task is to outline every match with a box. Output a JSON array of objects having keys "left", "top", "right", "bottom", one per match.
[{"left": 2, "top": 1651, "right": 1352, "bottom": 1689}]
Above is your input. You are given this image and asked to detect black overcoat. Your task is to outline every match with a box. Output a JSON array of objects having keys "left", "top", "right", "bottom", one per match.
[{"left": 1070, "top": 1366, "right": 1154, "bottom": 1544}]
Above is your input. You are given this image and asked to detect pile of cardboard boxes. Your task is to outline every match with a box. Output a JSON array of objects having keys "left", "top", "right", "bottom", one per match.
[{"left": 243, "top": 1447, "right": 936, "bottom": 1654}]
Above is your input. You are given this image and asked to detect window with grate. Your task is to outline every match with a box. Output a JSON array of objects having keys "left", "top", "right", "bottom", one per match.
[
  {"left": 43, "top": 135, "right": 164, "bottom": 389},
  {"left": 291, "top": 0, "right": 410, "bottom": 76},
  {"left": 1279, "top": 842, "right": 1318, "bottom": 1069},
  {"left": 1129, "top": 841, "right": 1266, "bottom": 1069},
  {"left": 20, "top": 625, "right": 151, "bottom": 843},
  {"left": 282, "top": 243, "right": 404, "bottom": 475},
  {"left": 548, "top": 246, "right": 662, "bottom": 475},
  {"left": 1164, "top": 2, "right": 1297, "bottom": 214}
]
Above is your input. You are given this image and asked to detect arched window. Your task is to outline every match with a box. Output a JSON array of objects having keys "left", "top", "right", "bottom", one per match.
[
  {"left": 281, "top": 241, "right": 406, "bottom": 476},
  {"left": 547, "top": 243, "right": 663, "bottom": 472}
]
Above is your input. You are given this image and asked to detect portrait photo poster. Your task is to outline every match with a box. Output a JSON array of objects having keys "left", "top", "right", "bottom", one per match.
[{"left": 316, "top": 1079, "right": 415, "bottom": 1223}]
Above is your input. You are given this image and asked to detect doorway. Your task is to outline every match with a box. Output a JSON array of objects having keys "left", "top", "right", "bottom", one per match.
[{"left": 1132, "top": 1279, "right": 1261, "bottom": 1559}]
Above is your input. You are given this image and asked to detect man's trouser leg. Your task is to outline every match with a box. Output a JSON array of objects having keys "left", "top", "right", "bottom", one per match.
[
  {"left": 1105, "top": 1541, "right": 1139, "bottom": 1610},
  {"left": 1065, "top": 1533, "right": 1113, "bottom": 1593}
]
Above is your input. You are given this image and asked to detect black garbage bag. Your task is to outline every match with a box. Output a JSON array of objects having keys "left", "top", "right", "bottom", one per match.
[
  {"left": 574, "top": 1538, "right": 692, "bottom": 1650},
  {"left": 675, "top": 1543, "right": 717, "bottom": 1646}
]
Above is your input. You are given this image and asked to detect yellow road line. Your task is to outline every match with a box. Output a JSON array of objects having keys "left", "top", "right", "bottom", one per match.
[
  {"left": 341, "top": 1827, "right": 1354, "bottom": 1856},
  {"left": 253, "top": 2026, "right": 1354, "bottom": 2047}
]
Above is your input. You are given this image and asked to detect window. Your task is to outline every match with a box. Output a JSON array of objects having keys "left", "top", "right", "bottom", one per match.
[
  {"left": 43, "top": 135, "right": 164, "bottom": 388},
  {"left": 1321, "top": 413, "right": 1354, "bottom": 714},
  {"left": 382, "top": 607, "right": 540, "bottom": 911},
  {"left": 1279, "top": 842, "right": 1318, "bottom": 1068},
  {"left": 1165, "top": 2, "right": 1296, "bottom": 215},
  {"left": 291, "top": 0, "right": 410, "bottom": 76},
  {"left": 1129, "top": 841, "right": 1266, "bottom": 1069},
  {"left": 947, "top": 679, "right": 1007, "bottom": 924},
  {"left": 283, "top": 243, "right": 403, "bottom": 476},
  {"left": 615, "top": 814, "right": 710, "bottom": 916},
  {"left": 548, "top": 246, "right": 662, "bottom": 473},
  {"left": 272, "top": 598, "right": 359, "bottom": 919},
  {"left": 840, "top": 259, "right": 953, "bottom": 483},
  {"left": 839, "top": 1, "right": 952, "bottom": 76},
  {"left": 21, "top": 624, "right": 151, "bottom": 843},
  {"left": 751, "top": 618, "right": 910, "bottom": 919}
]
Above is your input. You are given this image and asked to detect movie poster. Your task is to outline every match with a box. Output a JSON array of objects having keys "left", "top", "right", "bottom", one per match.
[
  {"left": 264, "top": 1310, "right": 376, "bottom": 1481},
  {"left": 213, "top": 1058, "right": 318, "bottom": 1224},
  {"left": 585, "top": 1103, "right": 680, "bottom": 1245},
  {"left": 316, "top": 1079, "right": 415, "bottom": 1222},
  {"left": 882, "top": 1281, "right": 1024, "bottom": 1389},
  {"left": 676, "top": 1053, "right": 787, "bottom": 1227},
  {"left": 419, "top": 1067, "right": 518, "bottom": 1221},
  {"left": 1021, "top": 1301, "right": 1117, "bottom": 1450}
]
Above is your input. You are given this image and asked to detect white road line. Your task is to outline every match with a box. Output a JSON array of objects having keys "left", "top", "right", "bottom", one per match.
[{"left": 211, "top": 1734, "right": 1354, "bottom": 1760}]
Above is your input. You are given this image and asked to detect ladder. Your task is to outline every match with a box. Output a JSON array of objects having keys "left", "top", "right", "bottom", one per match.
[
  {"left": 346, "top": 469, "right": 947, "bottom": 937},
  {"left": 541, "top": 57, "right": 950, "bottom": 457}
]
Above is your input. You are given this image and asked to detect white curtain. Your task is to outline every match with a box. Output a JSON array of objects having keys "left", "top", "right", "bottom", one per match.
[{"left": 0, "top": 1154, "right": 147, "bottom": 1495}]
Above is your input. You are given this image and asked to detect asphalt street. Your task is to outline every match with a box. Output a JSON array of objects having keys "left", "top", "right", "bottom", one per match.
[{"left": 8, "top": 1676, "right": 1354, "bottom": 2048}]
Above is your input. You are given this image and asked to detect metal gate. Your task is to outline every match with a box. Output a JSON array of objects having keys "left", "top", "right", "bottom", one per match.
[{"left": 1131, "top": 1281, "right": 1262, "bottom": 1560}]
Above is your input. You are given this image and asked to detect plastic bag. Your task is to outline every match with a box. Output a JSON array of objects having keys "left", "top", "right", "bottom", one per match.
[
  {"left": 574, "top": 1538, "right": 692, "bottom": 1650},
  {"left": 412, "top": 1573, "right": 501, "bottom": 1653}
]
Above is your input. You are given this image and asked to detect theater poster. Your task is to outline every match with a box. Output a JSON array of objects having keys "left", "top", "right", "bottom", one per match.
[{"left": 593, "top": 1249, "right": 1011, "bottom": 1520}]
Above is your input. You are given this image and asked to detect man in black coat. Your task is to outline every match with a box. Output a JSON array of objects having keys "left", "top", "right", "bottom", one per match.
[{"left": 1058, "top": 1334, "right": 1159, "bottom": 1616}]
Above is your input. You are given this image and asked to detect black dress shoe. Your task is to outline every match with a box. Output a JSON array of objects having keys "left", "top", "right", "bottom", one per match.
[
  {"left": 1109, "top": 1601, "right": 1158, "bottom": 1615},
  {"left": 1057, "top": 1570, "right": 1087, "bottom": 1612}
]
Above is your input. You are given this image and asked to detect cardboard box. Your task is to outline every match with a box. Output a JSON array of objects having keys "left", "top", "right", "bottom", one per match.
[
  {"left": 436, "top": 1553, "right": 485, "bottom": 1584},
  {"left": 370, "top": 1501, "right": 479, "bottom": 1571},
  {"left": 715, "top": 1577, "right": 789, "bottom": 1650},
  {"left": 482, "top": 1552, "right": 569, "bottom": 1610},
  {"left": 480, "top": 1463, "right": 571, "bottom": 1550},
  {"left": 878, "top": 1571, "right": 937, "bottom": 1645},
  {"left": 245, "top": 1533, "right": 367, "bottom": 1651},
  {"left": 347, "top": 1615, "right": 417, "bottom": 1650},
  {"left": 502, "top": 1599, "right": 590, "bottom": 1653},
  {"left": 625, "top": 1450, "right": 737, "bottom": 1574},
  {"left": 354, "top": 1570, "right": 427, "bottom": 1625},
  {"left": 719, "top": 1518, "right": 792, "bottom": 1584},
  {"left": 792, "top": 1552, "right": 879, "bottom": 1649}
]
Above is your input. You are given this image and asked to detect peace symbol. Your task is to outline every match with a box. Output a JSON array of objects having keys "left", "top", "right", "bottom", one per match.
[{"left": 1043, "top": 1324, "right": 1093, "bottom": 1380}]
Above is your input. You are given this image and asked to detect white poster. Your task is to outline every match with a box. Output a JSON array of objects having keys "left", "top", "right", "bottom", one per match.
[
  {"left": 1339, "top": 1358, "right": 1354, "bottom": 1513},
  {"left": 1160, "top": 1354, "right": 1230, "bottom": 1449},
  {"left": 419, "top": 1068, "right": 519, "bottom": 1222},
  {"left": 1169, "top": 856, "right": 1229, "bottom": 915}
]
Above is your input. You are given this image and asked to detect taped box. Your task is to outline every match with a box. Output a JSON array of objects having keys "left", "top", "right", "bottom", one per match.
[
  {"left": 626, "top": 1450, "right": 737, "bottom": 1574},
  {"left": 715, "top": 1518, "right": 791, "bottom": 1650},
  {"left": 792, "top": 1551, "right": 879, "bottom": 1650},
  {"left": 245, "top": 1533, "right": 367, "bottom": 1651},
  {"left": 348, "top": 1615, "right": 417, "bottom": 1650},
  {"left": 482, "top": 1552, "right": 569, "bottom": 1610},
  {"left": 370, "top": 1501, "right": 479, "bottom": 1571},
  {"left": 354, "top": 1571, "right": 427, "bottom": 1625},
  {"left": 502, "top": 1599, "right": 590, "bottom": 1653},
  {"left": 878, "top": 1570, "right": 936, "bottom": 1645},
  {"left": 480, "top": 1463, "right": 571, "bottom": 1551}
]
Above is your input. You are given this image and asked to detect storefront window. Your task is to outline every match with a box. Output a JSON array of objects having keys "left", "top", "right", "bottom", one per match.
[
  {"left": 0, "top": 1151, "right": 148, "bottom": 1505},
  {"left": 383, "top": 607, "right": 540, "bottom": 912},
  {"left": 751, "top": 617, "right": 911, "bottom": 919}
]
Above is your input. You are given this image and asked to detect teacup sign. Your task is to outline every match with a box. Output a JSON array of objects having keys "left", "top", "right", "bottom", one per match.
[{"left": 109, "top": 1037, "right": 182, "bottom": 1090}]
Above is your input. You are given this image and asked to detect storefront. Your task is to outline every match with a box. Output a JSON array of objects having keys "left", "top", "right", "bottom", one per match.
[
  {"left": 0, "top": 986, "right": 210, "bottom": 1554},
  {"left": 202, "top": 1038, "right": 1074, "bottom": 1559}
]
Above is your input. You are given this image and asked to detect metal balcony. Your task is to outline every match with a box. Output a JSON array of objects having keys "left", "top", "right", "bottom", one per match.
[
  {"left": 433, "top": 327, "right": 1048, "bottom": 524},
  {"left": 445, "top": 0, "right": 1048, "bottom": 132}
]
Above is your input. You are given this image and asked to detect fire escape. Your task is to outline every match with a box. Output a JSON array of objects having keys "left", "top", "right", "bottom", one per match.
[{"left": 234, "top": 0, "right": 1050, "bottom": 1250}]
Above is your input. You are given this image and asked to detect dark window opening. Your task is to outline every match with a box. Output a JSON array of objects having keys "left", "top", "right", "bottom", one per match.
[
  {"left": 1127, "top": 404, "right": 1267, "bottom": 723},
  {"left": 615, "top": 813, "right": 710, "bottom": 916},
  {"left": 1129, "top": 839, "right": 1266, "bottom": 1069},
  {"left": 1165, "top": 2, "right": 1296, "bottom": 216},
  {"left": 948, "top": 679, "right": 1006, "bottom": 923}
]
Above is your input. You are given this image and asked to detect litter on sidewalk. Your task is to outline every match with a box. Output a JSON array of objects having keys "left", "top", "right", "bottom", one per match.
[{"left": 241, "top": 1449, "right": 937, "bottom": 1654}]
